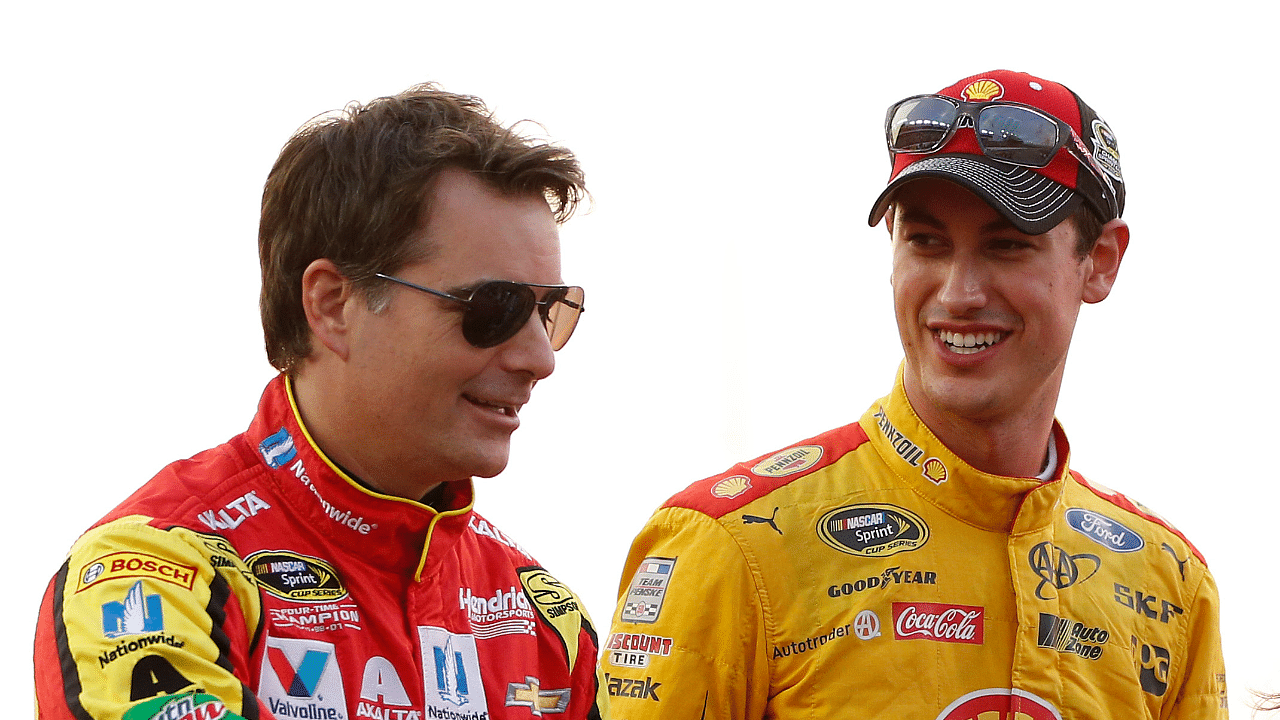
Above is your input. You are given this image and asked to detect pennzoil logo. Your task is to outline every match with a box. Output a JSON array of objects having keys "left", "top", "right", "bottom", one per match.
[
  {"left": 871, "top": 408, "right": 928, "bottom": 468},
  {"left": 960, "top": 79, "right": 1004, "bottom": 102},
  {"left": 247, "top": 551, "right": 349, "bottom": 603},
  {"left": 817, "top": 504, "right": 929, "bottom": 557},
  {"left": 751, "top": 445, "right": 823, "bottom": 478},
  {"left": 711, "top": 476, "right": 751, "bottom": 499}
]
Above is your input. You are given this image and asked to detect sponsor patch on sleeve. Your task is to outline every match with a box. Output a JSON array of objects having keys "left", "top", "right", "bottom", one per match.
[
  {"left": 77, "top": 552, "right": 198, "bottom": 593},
  {"left": 620, "top": 557, "right": 676, "bottom": 624}
]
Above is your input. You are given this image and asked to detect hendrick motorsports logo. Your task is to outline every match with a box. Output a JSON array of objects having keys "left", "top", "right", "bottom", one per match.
[
  {"left": 817, "top": 504, "right": 929, "bottom": 557},
  {"left": 247, "top": 551, "right": 349, "bottom": 603}
]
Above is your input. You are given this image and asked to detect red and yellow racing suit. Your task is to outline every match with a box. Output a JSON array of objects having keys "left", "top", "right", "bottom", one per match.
[
  {"left": 606, "top": 372, "right": 1226, "bottom": 719},
  {"left": 36, "top": 375, "right": 608, "bottom": 720}
]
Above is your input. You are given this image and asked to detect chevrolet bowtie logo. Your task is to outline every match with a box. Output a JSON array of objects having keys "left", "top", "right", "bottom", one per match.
[{"left": 505, "top": 676, "right": 570, "bottom": 716}]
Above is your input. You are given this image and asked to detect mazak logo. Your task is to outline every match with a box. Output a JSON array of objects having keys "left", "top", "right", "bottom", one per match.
[
  {"left": 1028, "top": 542, "right": 1100, "bottom": 600},
  {"left": 248, "top": 551, "right": 349, "bottom": 603},
  {"left": 751, "top": 445, "right": 823, "bottom": 478},
  {"left": 892, "top": 602, "right": 983, "bottom": 645},
  {"left": 817, "top": 504, "right": 929, "bottom": 558},
  {"left": 604, "top": 674, "right": 661, "bottom": 702},
  {"left": 258, "top": 636, "right": 348, "bottom": 719},
  {"left": 197, "top": 491, "right": 271, "bottom": 531},
  {"left": 79, "top": 552, "right": 197, "bottom": 593},
  {"left": 605, "top": 632, "right": 674, "bottom": 669},
  {"left": 260, "top": 427, "right": 298, "bottom": 469},
  {"left": 935, "top": 688, "right": 1060, "bottom": 720},
  {"left": 358, "top": 656, "right": 419, "bottom": 720},
  {"left": 1065, "top": 508, "right": 1144, "bottom": 553},
  {"left": 619, "top": 557, "right": 675, "bottom": 624},
  {"left": 102, "top": 581, "right": 164, "bottom": 638},
  {"left": 418, "top": 626, "right": 489, "bottom": 715},
  {"left": 459, "top": 585, "right": 536, "bottom": 639},
  {"left": 1037, "top": 612, "right": 1108, "bottom": 660}
]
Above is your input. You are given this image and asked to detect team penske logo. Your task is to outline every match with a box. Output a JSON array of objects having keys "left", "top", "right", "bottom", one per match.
[
  {"left": 247, "top": 550, "right": 349, "bottom": 603},
  {"left": 78, "top": 552, "right": 198, "bottom": 593}
]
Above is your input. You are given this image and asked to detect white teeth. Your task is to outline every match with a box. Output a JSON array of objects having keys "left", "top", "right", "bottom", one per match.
[{"left": 939, "top": 330, "right": 1004, "bottom": 354}]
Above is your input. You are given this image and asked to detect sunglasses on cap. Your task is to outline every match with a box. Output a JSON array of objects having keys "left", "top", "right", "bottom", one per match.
[
  {"left": 885, "top": 94, "right": 1119, "bottom": 219},
  {"left": 374, "top": 273, "right": 585, "bottom": 350}
]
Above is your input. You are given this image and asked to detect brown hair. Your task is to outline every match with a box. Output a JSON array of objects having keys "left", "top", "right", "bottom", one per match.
[
  {"left": 1069, "top": 201, "right": 1105, "bottom": 258},
  {"left": 259, "top": 83, "right": 587, "bottom": 373}
]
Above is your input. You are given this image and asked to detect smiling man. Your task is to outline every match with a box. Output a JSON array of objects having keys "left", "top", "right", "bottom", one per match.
[
  {"left": 606, "top": 70, "right": 1226, "bottom": 719},
  {"left": 36, "top": 85, "right": 607, "bottom": 720}
]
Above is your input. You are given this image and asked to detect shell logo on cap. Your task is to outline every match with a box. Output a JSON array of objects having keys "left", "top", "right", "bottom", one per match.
[{"left": 961, "top": 79, "right": 1004, "bottom": 102}]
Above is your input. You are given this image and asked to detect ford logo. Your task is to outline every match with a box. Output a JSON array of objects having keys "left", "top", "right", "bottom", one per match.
[{"left": 1064, "top": 508, "right": 1144, "bottom": 553}]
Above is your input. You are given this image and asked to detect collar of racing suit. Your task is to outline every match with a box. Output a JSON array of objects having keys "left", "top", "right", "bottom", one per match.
[
  {"left": 860, "top": 365, "right": 1072, "bottom": 534},
  {"left": 242, "top": 374, "right": 478, "bottom": 582}
]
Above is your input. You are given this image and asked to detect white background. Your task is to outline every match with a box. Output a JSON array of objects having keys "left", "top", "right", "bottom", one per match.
[{"left": 7, "top": 1, "right": 1277, "bottom": 716}]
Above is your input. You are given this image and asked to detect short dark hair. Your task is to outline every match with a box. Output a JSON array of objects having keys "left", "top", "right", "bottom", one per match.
[
  {"left": 1069, "top": 202, "right": 1105, "bottom": 258},
  {"left": 259, "top": 83, "right": 587, "bottom": 373}
]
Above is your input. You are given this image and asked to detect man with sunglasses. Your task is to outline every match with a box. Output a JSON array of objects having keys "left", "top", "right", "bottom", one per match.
[
  {"left": 36, "top": 85, "right": 608, "bottom": 720},
  {"left": 605, "top": 70, "right": 1226, "bottom": 719}
]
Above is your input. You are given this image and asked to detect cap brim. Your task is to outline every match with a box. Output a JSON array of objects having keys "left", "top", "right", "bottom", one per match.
[{"left": 867, "top": 155, "right": 1085, "bottom": 236}]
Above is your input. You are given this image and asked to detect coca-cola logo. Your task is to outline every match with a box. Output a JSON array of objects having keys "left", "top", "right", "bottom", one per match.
[{"left": 891, "top": 602, "right": 984, "bottom": 645}]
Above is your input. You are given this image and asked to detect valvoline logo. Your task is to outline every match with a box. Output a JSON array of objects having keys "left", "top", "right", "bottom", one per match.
[
  {"left": 259, "top": 427, "right": 297, "bottom": 469},
  {"left": 1065, "top": 508, "right": 1144, "bottom": 553}
]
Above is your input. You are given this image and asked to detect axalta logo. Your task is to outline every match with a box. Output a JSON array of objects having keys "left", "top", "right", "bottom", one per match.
[
  {"left": 198, "top": 491, "right": 271, "bottom": 532},
  {"left": 871, "top": 407, "right": 928, "bottom": 468},
  {"left": 358, "top": 656, "right": 420, "bottom": 720},
  {"left": 259, "top": 427, "right": 298, "bottom": 469},
  {"left": 418, "top": 626, "right": 489, "bottom": 715},
  {"left": 459, "top": 586, "right": 536, "bottom": 639},
  {"left": 259, "top": 636, "right": 348, "bottom": 719},
  {"left": 248, "top": 551, "right": 349, "bottom": 603},
  {"left": 751, "top": 445, "right": 823, "bottom": 478},
  {"left": 817, "top": 504, "right": 929, "bottom": 557},
  {"left": 605, "top": 633, "right": 673, "bottom": 669},
  {"left": 468, "top": 516, "right": 530, "bottom": 557},
  {"left": 935, "top": 688, "right": 1061, "bottom": 720},
  {"left": 892, "top": 602, "right": 984, "bottom": 645},
  {"left": 79, "top": 552, "right": 197, "bottom": 593},
  {"left": 1065, "top": 508, "right": 1144, "bottom": 553},
  {"left": 288, "top": 458, "right": 376, "bottom": 535}
]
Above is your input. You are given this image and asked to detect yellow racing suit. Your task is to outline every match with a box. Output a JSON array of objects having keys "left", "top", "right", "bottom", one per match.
[{"left": 605, "top": 372, "right": 1227, "bottom": 719}]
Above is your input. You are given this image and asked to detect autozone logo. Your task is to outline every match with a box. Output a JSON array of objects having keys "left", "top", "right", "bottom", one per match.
[{"left": 892, "top": 602, "right": 983, "bottom": 645}]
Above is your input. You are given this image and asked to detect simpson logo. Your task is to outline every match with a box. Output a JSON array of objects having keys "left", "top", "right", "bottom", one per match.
[
  {"left": 1028, "top": 542, "right": 1100, "bottom": 600},
  {"left": 418, "top": 626, "right": 489, "bottom": 713},
  {"left": 505, "top": 676, "right": 570, "bottom": 715},
  {"left": 122, "top": 692, "right": 241, "bottom": 720},
  {"left": 751, "top": 445, "right": 822, "bottom": 478},
  {"left": 817, "top": 504, "right": 929, "bottom": 557},
  {"left": 1065, "top": 508, "right": 1144, "bottom": 553},
  {"left": 259, "top": 427, "right": 298, "bottom": 469},
  {"left": 620, "top": 557, "right": 675, "bottom": 624},
  {"left": 459, "top": 585, "right": 537, "bottom": 639},
  {"left": 258, "top": 636, "right": 348, "bottom": 720},
  {"left": 853, "top": 610, "right": 881, "bottom": 640},
  {"left": 248, "top": 551, "right": 349, "bottom": 603},
  {"left": 197, "top": 490, "right": 271, "bottom": 531},
  {"left": 1091, "top": 118, "right": 1123, "bottom": 181},
  {"left": 606, "top": 632, "right": 674, "bottom": 669},
  {"left": 892, "top": 602, "right": 984, "bottom": 645},
  {"left": 1037, "top": 612, "right": 1108, "bottom": 660},
  {"left": 102, "top": 581, "right": 164, "bottom": 638},
  {"left": 79, "top": 552, "right": 197, "bottom": 593},
  {"left": 935, "top": 688, "right": 1061, "bottom": 720},
  {"left": 960, "top": 79, "right": 1004, "bottom": 102},
  {"left": 871, "top": 408, "right": 927, "bottom": 467},
  {"left": 711, "top": 475, "right": 751, "bottom": 499}
]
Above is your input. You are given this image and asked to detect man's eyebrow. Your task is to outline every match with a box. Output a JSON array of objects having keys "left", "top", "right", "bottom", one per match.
[{"left": 897, "top": 206, "right": 1021, "bottom": 236}]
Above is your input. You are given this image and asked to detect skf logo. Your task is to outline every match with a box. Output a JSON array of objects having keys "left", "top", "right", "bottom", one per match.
[
  {"left": 934, "top": 688, "right": 1060, "bottom": 720},
  {"left": 1132, "top": 637, "right": 1171, "bottom": 697},
  {"left": 604, "top": 673, "right": 661, "bottom": 702},
  {"left": 101, "top": 581, "right": 164, "bottom": 639},
  {"left": 1028, "top": 542, "right": 1100, "bottom": 600},
  {"left": 78, "top": 552, "right": 197, "bottom": 593},
  {"left": 505, "top": 676, "right": 570, "bottom": 716},
  {"left": 259, "top": 427, "right": 297, "bottom": 469},
  {"left": 1114, "top": 583, "right": 1184, "bottom": 624},
  {"left": 711, "top": 476, "right": 751, "bottom": 499},
  {"left": 960, "top": 79, "right": 1004, "bottom": 102},
  {"left": 751, "top": 445, "right": 822, "bottom": 478}
]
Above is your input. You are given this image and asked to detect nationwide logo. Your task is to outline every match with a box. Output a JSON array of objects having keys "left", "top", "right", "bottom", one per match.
[
  {"left": 605, "top": 632, "right": 674, "bottom": 668},
  {"left": 419, "top": 626, "right": 489, "bottom": 715},
  {"left": 260, "top": 427, "right": 298, "bottom": 469},
  {"left": 710, "top": 476, "right": 751, "bottom": 499},
  {"left": 604, "top": 674, "right": 661, "bottom": 702},
  {"left": 198, "top": 491, "right": 272, "bottom": 532},
  {"left": 258, "top": 636, "right": 348, "bottom": 720},
  {"left": 99, "top": 633, "right": 186, "bottom": 668},
  {"left": 934, "top": 688, "right": 1060, "bottom": 720},
  {"left": 268, "top": 602, "right": 362, "bottom": 633},
  {"left": 79, "top": 552, "right": 197, "bottom": 593},
  {"left": 892, "top": 602, "right": 984, "bottom": 645},
  {"left": 817, "top": 504, "right": 929, "bottom": 558},
  {"left": 358, "top": 656, "right": 420, "bottom": 720},
  {"left": 102, "top": 581, "right": 164, "bottom": 639},
  {"left": 871, "top": 407, "right": 927, "bottom": 467},
  {"left": 751, "top": 445, "right": 823, "bottom": 478},
  {"left": 620, "top": 557, "right": 676, "bottom": 624},
  {"left": 1065, "top": 508, "right": 1144, "bottom": 553},
  {"left": 288, "top": 457, "right": 376, "bottom": 535},
  {"left": 121, "top": 692, "right": 240, "bottom": 720},
  {"left": 459, "top": 586, "right": 537, "bottom": 639},
  {"left": 504, "top": 677, "right": 570, "bottom": 716},
  {"left": 1037, "top": 612, "right": 1108, "bottom": 660},
  {"left": 248, "top": 551, "right": 349, "bottom": 603},
  {"left": 1028, "top": 542, "right": 1100, "bottom": 600}
]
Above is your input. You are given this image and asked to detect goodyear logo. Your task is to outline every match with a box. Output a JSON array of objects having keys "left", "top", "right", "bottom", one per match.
[
  {"left": 247, "top": 550, "right": 348, "bottom": 603},
  {"left": 751, "top": 445, "right": 822, "bottom": 478},
  {"left": 78, "top": 552, "right": 198, "bottom": 593},
  {"left": 817, "top": 504, "right": 929, "bottom": 558}
]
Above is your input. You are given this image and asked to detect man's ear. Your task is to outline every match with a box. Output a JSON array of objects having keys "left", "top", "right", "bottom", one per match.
[
  {"left": 301, "top": 258, "right": 355, "bottom": 360},
  {"left": 1082, "top": 218, "right": 1130, "bottom": 304}
]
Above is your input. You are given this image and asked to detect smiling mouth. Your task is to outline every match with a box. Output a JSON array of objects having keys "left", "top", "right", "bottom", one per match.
[
  {"left": 464, "top": 395, "right": 519, "bottom": 417},
  {"left": 938, "top": 330, "right": 1005, "bottom": 355}
]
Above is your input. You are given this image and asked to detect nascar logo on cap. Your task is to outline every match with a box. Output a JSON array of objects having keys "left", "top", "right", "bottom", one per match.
[{"left": 961, "top": 79, "right": 1003, "bottom": 102}]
